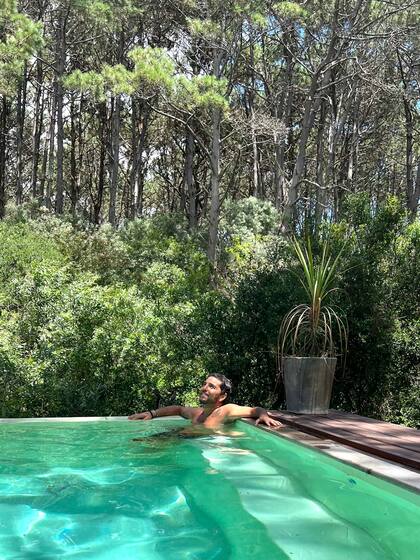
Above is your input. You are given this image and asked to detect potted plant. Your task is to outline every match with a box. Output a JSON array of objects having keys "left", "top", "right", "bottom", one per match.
[{"left": 278, "top": 237, "right": 347, "bottom": 414}]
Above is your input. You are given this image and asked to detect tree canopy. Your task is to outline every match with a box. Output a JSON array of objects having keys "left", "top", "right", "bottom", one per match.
[
  {"left": 0, "top": 0, "right": 418, "bottom": 249},
  {"left": 0, "top": 1, "right": 418, "bottom": 425}
]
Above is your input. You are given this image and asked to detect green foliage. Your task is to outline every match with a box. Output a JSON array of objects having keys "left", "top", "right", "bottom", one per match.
[
  {"left": 101, "top": 64, "right": 135, "bottom": 95},
  {"left": 66, "top": 45, "right": 230, "bottom": 111},
  {"left": 80, "top": 0, "right": 113, "bottom": 26},
  {"left": 0, "top": 200, "right": 418, "bottom": 427},
  {"left": 278, "top": 238, "right": 347, "bottom": 357},
  {"left": 119, "top": 215, "right": 210, "bottom": 295},
  {"left": 64, "top": 70, "right": 107, "bottom": 100},
  {"left": 383, "top": 321, "right": 420, "bottom": 428},
  {"left": 391, "top": 220, "right": 420, "bottom": 319},
  {"left": 218, "top": 197, "right": 282, "bottom": 275},
  {"left": 66, "top": 47, "right": 175, "bottom": 100},
  {"left": 176, "top": 75, "right": 229, "bottom": 111},
  {"left": 0, "top": 0, "right": 43, "bottom": 95},
  {"left": 221, "top": 196, "right": 280, "bottom": 239},
  {"left": 0, "top": 215, "right": 208, "bottom": 417},
  {"left": 0, "top": 220, "right": 66, "bottom": 283},
  {"left": 30, "top": 282, "right": 205, "bottom": 416},
  {"left": 328, "top": 195, "right": 419, "bottom": 426},
  {"left": 272, "top": 1, "right": 307, "bottom": 19},
  {"left": 194, "top": 245, "right": 297, "bottom": 409},
  {"left": 187, "top": 18, "right": 222, "bottom": 41},
  {"left": 129, "top": 47, "right": 175, "bottom": 91}
]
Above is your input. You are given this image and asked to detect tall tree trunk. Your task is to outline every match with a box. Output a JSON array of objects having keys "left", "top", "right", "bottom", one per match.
[
  {"left": 16, "top": 64, "right": 27, "bottom": 205},
  {"left": 251, "top": 108, "right": 260, "bottom": 197},
  {"left": 284, "top": 74, "right": 319, "bottom": 227},
  {"left": 93, "top": 102, "right": 107, "bottom": 224},
  {"left": 328, "top": 115, "right": 338, "bottom": 220},
  {"left": 55, "top": 6, "right": 67, "bottom": 214},
  {"left": 76, "top": 95, "right": 84, "bottom": 210},
  {"left": 207, "top": 48, "right": 222, "bottom": 266},
  {"left": 69, "top": 93, "right": 78, "bottom": 214},
  {"left": 128, "top": 96, "right": 138, "bottom": 219},
  {"left": 185, "top": 126, "right": 197, "bottom": 229},
  {"left": 408, "top": 161, "right": 420, "bottom": 218},
  {"left": 207, "top": 106, "right": 221, "bottom": 265},
  {"left": 274, "top": 81, "right": 293, "bottom": 210},
  {"left": 273, "top": 141, "right": 284, "bottom": 210},
  {"left": 0, "top": 96, "right": 8, "bottom": 218},
  {"left": 135, "top": 105, "right": 150, "bottom": 218},
  {"left": 39, "top": 134, "right": 48, "bottom": 204},
  {"left": 347, "top": 94, "right": 360, "bottom": 193},
  {"left": 45, "top": 91, "right": 57, "bottom": 209},
  {"left": 274, "top": 35, "right": 294, "bottom": 210},
  {"left": 248, "top": 38, "right": 260, "bottom": 198},
  {"left": 403, "top": 96, "right": 414, "bottom": 213},
  {"left": 327, "top": 89, "right": 352, "bottom": 221},
  {"left": 55, "top": 84, "right": 65, "bottom": 213},
  {"left": 396, "top": 49, "right": 417, "bottom": 217},
  {"left": 315, "top": 99, "right": 327, "bottom": 228},
  {"left": 283, "top": 1, "right": 339, "bottom": 229},
  {"left": 31, "top": 58, "right": 44, "bottom": 199},
  {"left": 109, "top": 95, "right": 121, "bottom": 226}
]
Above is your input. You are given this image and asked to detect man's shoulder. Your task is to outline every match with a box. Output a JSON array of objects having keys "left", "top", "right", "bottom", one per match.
[
  {"left": 220, "top": 403, "right": 237, "bottom": 412},
  {"left": 216, "top": 403, "right": 239, "bottom": 423},
  {"left": 215, "top": 403, "right": 237, "bottom": 417}
]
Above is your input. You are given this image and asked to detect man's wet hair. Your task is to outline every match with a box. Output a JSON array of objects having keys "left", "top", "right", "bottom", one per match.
[{"left": 208, "top": 373, "right": 232, "bottom": 403}]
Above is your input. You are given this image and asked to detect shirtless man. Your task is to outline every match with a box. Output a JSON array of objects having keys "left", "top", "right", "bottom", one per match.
[{"left": 128, "top": 373, "right": 281, "bottom": 430}]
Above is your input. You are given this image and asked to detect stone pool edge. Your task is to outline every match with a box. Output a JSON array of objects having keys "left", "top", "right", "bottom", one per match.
[
  {"left": 1, "top": 414, "right": 419, "bottom": 494},
  {"left": 242, "top": 418, "right": 420, "bottom": 495},
  {"left": 0, "top": 416, "right": 129, "bottom": 423}
]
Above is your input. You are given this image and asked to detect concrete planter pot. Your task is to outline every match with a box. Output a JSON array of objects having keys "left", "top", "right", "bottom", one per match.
[{"left": 283, "top": 357, "right": 337, "bottom": 414}]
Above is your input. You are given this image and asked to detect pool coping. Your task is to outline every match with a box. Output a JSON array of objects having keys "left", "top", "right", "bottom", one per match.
[
  {"left": 0, "top": 416, "right": 129, "bottom": 423},
  {"left": 242, "top": 419, "right": 420, "bottom": 495},
  {"left": 1, "top": 415, "right": 420, "bottom": 494}
]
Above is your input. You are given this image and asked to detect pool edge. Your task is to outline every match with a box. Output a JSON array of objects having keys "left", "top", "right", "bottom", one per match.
[
  {"left": 242, "top": 418, "right": 420, "bottom": 495},
  {"left": 2, "top": 414, "right": 419, "bottom": 495},
  {"left": 0, "top": 415, "right": 129, "bottom": 423}
]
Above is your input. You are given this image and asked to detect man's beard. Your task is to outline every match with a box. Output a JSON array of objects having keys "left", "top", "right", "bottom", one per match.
[{"left": 199, "top": 393, "right": 210, "bottom": 405}]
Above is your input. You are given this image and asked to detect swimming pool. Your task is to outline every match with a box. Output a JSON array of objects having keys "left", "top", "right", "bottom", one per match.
[{"left": 0, "top": 418, "right": 419, "bottom": 559}]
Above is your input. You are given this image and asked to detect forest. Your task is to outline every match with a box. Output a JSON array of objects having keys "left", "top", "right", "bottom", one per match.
[{"left": 0, "top": 0, "right": 418, "bottom": 426}]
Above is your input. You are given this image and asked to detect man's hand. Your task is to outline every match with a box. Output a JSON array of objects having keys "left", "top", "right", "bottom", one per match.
[
  {"left": 255, "top": 413, "right": 282, "bottom": 428},
  {"left": 128, "top": 411, "right": 153, "bottom": 421}
]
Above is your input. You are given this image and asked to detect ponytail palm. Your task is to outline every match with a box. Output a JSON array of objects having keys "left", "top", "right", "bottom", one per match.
[{"left": 279, "top": 238, "right": 348, "bottom": 358}]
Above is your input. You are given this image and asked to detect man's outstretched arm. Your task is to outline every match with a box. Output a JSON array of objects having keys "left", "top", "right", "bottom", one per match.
[
  {"left": 128, "top": 406, "right": 195, "bottom": 421},
  {"left": 203, "top": 404, "right": 282, "bottom": 429}
]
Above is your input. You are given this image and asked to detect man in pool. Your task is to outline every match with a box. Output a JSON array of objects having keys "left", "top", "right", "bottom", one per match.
[{"left": 128, "top": 374, "right": 281, "bottom": 430}]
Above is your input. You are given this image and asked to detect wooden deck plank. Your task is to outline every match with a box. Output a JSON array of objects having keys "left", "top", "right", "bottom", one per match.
[
  {"left": 288, "top": 412, "right": 420, "bottom": 454},
  {"left": 324, "top": 413, "right": 420, "bottom": 446},
  {"left": 330, "top": 411, "right": 420, "bottom": 441},
  {"left": 270, "top": 411, "right": 420, "bottom": 471}
]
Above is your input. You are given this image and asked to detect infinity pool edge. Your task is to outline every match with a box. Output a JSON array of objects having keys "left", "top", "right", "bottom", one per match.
[{"left": 1, "top": 414, "right": 419, "bottom": 494}]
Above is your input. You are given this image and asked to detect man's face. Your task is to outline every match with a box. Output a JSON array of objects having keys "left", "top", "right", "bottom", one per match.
[{"left": 199, "top": 376, "right": 226, "bottom": 406}]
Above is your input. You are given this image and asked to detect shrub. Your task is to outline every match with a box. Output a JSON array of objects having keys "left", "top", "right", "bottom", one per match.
[{"left": 0, "top": 197, "right": 418, "bottom": 427}]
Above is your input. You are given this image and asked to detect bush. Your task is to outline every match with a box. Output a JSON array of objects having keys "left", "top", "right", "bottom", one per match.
[
  {"left": 328, "top": 195, "right": 419, "bottom": 426},
  {"left": 0, "top": 197, "right": 418, "bottom": 427},
  {"left": 0, "top": 218, "right": 206, "bottom": 417}
]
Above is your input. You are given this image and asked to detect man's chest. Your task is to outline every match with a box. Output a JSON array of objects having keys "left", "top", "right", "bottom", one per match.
[{"left": 191, "top": 408, "right": 206, "bottom": 424}]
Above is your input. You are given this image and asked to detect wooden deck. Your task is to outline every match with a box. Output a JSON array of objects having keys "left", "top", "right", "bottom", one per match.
[{"left": 269, "top": 410, "right": 420, "bottom": 471}]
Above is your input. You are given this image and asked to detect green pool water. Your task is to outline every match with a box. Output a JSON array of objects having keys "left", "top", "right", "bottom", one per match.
[{"left": 0, "top": 419, "right": 419, "bottom": 560}]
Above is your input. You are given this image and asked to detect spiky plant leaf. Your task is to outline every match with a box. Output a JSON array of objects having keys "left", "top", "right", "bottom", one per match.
[{"left": 278, "top": 238, "right": 348, "bottom": 361}]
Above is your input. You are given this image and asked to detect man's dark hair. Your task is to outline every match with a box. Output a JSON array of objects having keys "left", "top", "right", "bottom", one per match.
[{"left": 210, "top": 373, "right": 232, "bottom": 403}]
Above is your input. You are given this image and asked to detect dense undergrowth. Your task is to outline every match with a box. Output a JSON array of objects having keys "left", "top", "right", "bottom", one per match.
[{"left": 0, "top": 195, "right": 418, "bottom": 427}]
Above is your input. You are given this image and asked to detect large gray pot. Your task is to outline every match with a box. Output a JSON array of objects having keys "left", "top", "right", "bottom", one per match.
[{"left": 283, "top": 357, "right": 337, "bottom": 414}]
